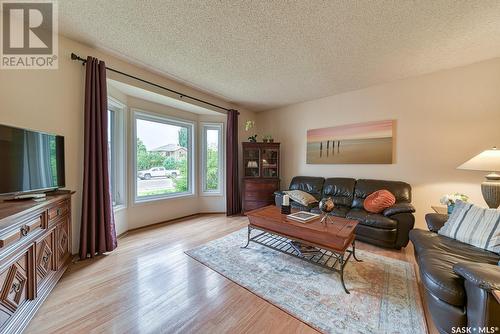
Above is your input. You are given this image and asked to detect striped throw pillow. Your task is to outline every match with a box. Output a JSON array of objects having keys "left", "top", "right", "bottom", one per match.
[{"left": 438, "top": 200, "right": 500, "bottom": 254}]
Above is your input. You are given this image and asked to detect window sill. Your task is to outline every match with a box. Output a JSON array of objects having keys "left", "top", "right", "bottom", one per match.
[
  {"left": 133, "top": 192, "right": 196, "bottom": 205},
  {"left": 200, "top": 192, "right": 224, "bottom": 197},
  {"left": 113, "top": 204, "right": 127, "bottom": 213}
]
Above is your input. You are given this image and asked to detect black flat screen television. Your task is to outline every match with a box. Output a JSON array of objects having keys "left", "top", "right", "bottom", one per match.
[{"left": 0, "top": 124, "right": 65, "bottom": 196}]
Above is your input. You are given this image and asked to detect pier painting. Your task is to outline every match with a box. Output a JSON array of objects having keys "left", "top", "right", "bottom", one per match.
[{"left": 306, "top": 120, "right": 394, "bottom": 164}]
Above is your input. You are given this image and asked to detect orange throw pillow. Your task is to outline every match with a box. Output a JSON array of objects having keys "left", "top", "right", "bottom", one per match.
[{"left": 364, "top": 190, "right": 396, "bottom": 213}]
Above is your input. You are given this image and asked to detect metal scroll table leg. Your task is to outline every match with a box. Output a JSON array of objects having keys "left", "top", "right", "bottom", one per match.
[
  {"left": 352, "top": 240, "right": 362, "bottom": 262},
  {"left": 241, "top": 226, "right": 252, "bottom": 248},
  {"left": 339, "top": 254, "right": 350, "bottom": 294}
]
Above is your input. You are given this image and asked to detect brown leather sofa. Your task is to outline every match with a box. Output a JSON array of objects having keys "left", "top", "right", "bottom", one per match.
[
  {"left": 274, "top": 176, "right": 416, "bottom": 249},
  {"left": 410, "top": 214, "right": 500, "bottom": 334}
]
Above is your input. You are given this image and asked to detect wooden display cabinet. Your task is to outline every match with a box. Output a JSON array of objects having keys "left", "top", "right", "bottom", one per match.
[{"left": 242, "top": 142, "right": 280, "bottom": 213}]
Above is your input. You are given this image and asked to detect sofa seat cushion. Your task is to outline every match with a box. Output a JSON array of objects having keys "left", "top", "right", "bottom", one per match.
[
  {"left": 410, "top": 230, "right": 500, "bottom": 264},
  {"left": 417, "top": 253, "right": 467, "bottom": 306},
  {"left": 310, "top": 205, "right": 350, "bottom": 218},
  {"left": 346, "top": 208, "right": 397, "bottom": 229}
]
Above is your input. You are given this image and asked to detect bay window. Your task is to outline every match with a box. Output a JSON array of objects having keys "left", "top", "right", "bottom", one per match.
[
  {"left": 133, "top": 110, "right": 194, "bottom": 202},
  {"left": 107, "top": 98, "right": 126, "bottom": 208},
  {"left": 201, "top": 123, "right": 223, "bottom": 195}
]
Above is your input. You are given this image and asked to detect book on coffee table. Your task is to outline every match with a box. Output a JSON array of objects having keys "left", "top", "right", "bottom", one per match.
[{"left": 286, "top": 211, "right": 320, "bottom": 223}]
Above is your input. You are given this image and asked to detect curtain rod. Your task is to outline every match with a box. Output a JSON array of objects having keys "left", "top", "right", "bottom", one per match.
[{"left": 71, "top": 52, "right": 234, "bottom": 114}]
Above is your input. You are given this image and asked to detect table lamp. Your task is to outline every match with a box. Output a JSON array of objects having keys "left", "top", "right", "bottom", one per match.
[
  {"left": 457, "top": 147, "right": 500, "bottom": 208},
  {"left": 247, "top": 161, "right": 258, "bottom": 168}
]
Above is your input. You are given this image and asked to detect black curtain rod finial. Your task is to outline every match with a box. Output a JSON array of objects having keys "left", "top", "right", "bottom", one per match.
[{"left": 71, "top": 52, "right": 86, "bottom": 65}]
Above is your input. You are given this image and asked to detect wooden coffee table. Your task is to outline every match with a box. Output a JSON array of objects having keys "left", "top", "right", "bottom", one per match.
[{"left": 244, "top": 206, "right": 361, "bottom": 294}]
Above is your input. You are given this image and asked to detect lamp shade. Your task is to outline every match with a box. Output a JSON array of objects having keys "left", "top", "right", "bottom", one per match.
[
  {"left": 247, "top": 161, "right": 258, "bottom": 168},
  {"left": 457, "top": 147, "right": 500, "bottom": 172}
]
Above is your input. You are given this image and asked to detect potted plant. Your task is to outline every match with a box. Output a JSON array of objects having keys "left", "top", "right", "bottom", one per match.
[
  {"left": 440, "top": 193, "right": 469, "bottom": 214},
  {"left": 245, "top": 120, "right": 257, "bottom": 143},
  {"left": 262, "top": 135, "right": 274, "bottom": 143}
]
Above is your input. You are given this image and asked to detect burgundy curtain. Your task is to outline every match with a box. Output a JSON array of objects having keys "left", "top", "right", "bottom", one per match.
[
  {"left": 226, "top": 109, "right": 241, "bottom": 215},
  {"left": 80, "top": 56, "right": 117, "bottom": 260}
]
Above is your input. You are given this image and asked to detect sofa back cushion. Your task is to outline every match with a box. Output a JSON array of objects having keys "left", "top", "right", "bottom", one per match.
[
  {"left": 352, "top": 179, "right": 411, "bottom": 209},
  {"left": 438, "top": 200, "right": 500, "bottom": 254},
  {"left": 322, "top": 178, "right": 356, "bottom": 207},
  {"left": 289, "top": 176, "right": 325, "bottom": 200}
]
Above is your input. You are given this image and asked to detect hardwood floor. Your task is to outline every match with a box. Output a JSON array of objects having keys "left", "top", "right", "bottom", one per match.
[{"left": 25, "top": 214, "right": 435, "bottom": 334}]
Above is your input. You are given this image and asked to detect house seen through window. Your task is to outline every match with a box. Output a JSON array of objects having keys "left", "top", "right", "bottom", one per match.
[{"left": 135, "top": 112, "right": 193, "bottom": 200}]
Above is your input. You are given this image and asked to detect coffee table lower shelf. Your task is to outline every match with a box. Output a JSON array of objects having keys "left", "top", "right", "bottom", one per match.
[{"left": 242, "top": 225, "right": 362, "bottom": 294}]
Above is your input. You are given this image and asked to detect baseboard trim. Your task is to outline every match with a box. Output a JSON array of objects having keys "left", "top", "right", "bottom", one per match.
[{"left": 117, "top": 212, "right": 227, "bottom": 239}]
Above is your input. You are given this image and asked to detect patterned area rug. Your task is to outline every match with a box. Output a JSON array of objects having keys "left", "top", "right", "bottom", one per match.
[{"left": 185, "top": 228, "right": 427, "bottom": 334}]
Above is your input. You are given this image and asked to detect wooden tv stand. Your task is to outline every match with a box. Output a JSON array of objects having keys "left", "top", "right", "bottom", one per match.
[{"left": 0, "top": 192, "right": 74, "bottom": 334}]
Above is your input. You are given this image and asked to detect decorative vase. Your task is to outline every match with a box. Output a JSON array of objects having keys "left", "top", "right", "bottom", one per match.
[
  {"left": 447, "top": 203, "right": 455, "bottom": 215},
  {"left": 263, "top": 138, "right": 268, "bottom": 143},
  {"left": 269, "top": 139, "right": 274, "bottom": 143}
]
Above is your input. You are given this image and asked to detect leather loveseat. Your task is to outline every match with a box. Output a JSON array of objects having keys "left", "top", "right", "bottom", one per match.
[
  {"left": 410, "top": 214, "right": 500, "bottom": 334},
  {"left": 274, "top": 176, "right": 416, "bottom": 249}
]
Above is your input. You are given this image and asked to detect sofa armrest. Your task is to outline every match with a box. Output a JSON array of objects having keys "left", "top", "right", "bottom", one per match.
[
  {"left": 383, "top": 202, "right": 415, "bottom": 217},
  {"left": 453, "top": 262, "right": 500, "bottom": 328},
  {"left": 425, "top": 213, "right": 448, "bottom": 233},
  {"left": 453, "top": 262, "right": 500, "bottom": 292},
  {"left": 392, "top": 212, "right": 415, "bottom": 249}
]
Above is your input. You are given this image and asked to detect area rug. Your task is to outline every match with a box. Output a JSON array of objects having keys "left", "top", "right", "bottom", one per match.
[{"left": 185, "top": 228, "right": 427, "bottom": 334}]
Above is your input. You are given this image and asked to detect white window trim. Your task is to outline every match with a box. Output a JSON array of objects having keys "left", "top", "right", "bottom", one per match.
[
  {"left": 108, "top": 97, "right": 128, "bottom": 210},
  {"left": 200, "top": 122, "right": 224, "bottom": 196},
  {"left": 131, "top": 109, "right": 196, "bottom": 204}
]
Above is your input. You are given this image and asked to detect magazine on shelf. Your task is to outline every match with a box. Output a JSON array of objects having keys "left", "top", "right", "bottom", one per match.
[{"left": 286, "top": 211, "right": 320, "bottom": 223}]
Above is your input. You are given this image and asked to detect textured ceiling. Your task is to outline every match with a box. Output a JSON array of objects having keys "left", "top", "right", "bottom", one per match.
[{"left": 59, "top": 1, "right": 500, "bottom": 111}]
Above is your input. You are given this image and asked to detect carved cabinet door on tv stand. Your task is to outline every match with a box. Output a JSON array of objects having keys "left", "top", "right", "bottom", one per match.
[
  {"left": 242, "top": 142, "right": 280, "bottom": 213},
  {"left": 0, "top": 192, "right": 73, "bottom": 334}
]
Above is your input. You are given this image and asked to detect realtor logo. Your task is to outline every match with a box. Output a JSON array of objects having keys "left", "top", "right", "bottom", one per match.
[{"left": 1, "top": 1, "right": 58, "bottom": 69}]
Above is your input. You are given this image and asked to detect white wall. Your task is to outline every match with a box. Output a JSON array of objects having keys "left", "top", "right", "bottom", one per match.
[
  {"left": 257, "top": 58, "right": 500, "bottom": 228},
  {"left": 0, "top": 36, "right": 256, "bottom": 253}
]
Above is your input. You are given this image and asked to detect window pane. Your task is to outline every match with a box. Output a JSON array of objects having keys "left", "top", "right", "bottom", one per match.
[
  {"left": 136, "top": 117, "right": 190, "bottom": 198},
  {"left": 205, "top": 128, "right": 220, "bottom": 191}
]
